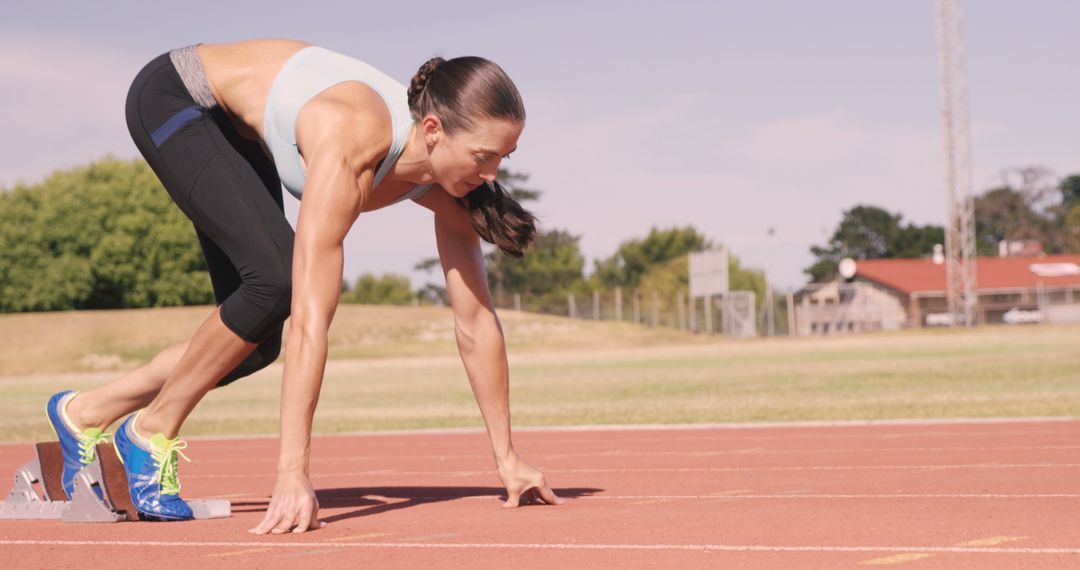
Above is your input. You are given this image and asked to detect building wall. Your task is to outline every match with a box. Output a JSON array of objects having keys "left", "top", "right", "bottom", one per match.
[
  {"left": 794, "top": 281, "right": 907, "bottom": 335},
  {"left": 911, "top": 285, "right": 1080, "bottom": 326}
]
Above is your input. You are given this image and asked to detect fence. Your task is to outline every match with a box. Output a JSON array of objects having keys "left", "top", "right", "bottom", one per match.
[{"left": 489, "top": 288, "right": 780, "bottom": 337}]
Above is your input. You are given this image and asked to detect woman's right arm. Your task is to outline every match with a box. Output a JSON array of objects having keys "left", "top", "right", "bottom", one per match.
[{"left": 248, "top": 95, "right": 391, "bottom": 535}]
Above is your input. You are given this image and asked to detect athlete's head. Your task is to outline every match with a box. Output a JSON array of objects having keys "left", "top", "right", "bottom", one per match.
[{"left": 408, "top": 56, "right": 536, "bottom": 258}]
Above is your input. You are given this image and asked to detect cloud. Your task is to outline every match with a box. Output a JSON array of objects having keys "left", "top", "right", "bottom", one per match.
[{"left": 739, "top": 112, "right": 871, "bottom": 165}]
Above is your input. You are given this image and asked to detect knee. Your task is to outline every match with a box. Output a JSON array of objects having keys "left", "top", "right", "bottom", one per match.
[
  {"left": 260, "top": 278, "right": 292, "bottom": 324},
  {"left": 216, "top": 332, "right": 282, "bottom": 388},
  {"left": 246, "top": 270, "right": 292, "bottom": 324},
  {"left": 220, "top": 263, "right": 292, "bottom": 343},
  {"left": 256, "top": 333, "right": 283, "bottom": 364}
]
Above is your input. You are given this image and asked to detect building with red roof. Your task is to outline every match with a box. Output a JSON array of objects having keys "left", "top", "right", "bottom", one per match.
[{"left": 793, "top": 254, "right": 1080, "bottom": 334}]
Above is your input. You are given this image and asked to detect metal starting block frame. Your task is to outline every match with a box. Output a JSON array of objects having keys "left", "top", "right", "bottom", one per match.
[{"left": 0, "top": 441, "right": 230, "bottom": 523}]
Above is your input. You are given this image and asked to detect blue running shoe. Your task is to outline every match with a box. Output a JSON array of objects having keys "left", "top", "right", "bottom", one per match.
[
  {"left": 45, "top": 390, "right": 111, "bottom": 500},
  {"left": 113, "top": 412, "right": 194, "bottom": 521}
]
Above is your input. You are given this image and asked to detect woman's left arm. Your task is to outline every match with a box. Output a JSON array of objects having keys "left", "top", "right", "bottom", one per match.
[{"left": 419, "top": 188, "right": 564, "bottom": 508}]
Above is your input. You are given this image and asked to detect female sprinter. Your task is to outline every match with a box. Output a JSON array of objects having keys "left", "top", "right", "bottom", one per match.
[{"left": 44, "top": 38, "right": 562, "bottom": 533}]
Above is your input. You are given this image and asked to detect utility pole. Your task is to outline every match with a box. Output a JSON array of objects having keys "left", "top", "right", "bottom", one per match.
[
  {"left": 936, "top": 0, "right": 978, "bottom": 326},
  {"left": 765, "top": 226, "right": 776, "bottom": 336}
]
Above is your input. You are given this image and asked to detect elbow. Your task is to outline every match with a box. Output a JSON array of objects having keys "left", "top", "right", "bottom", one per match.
[
  {"left": 454, "top": 312, "right": 502, "bottom": 354},
  {"left": 288, "top": 314, "right": 330, "bottom": 347}
]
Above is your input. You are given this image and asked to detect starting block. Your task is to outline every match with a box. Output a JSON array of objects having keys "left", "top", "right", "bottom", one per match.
[{"left": 0, "top": 441, "right": 230, "bottom": 523}]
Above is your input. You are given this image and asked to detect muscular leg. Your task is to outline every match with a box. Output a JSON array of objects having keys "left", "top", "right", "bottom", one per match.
[
  {"left": 66, "top": 314, "right": 283, "bottom": 433},
  {"left": 66, "top": 339, "right": 190, "bottom": 431},
  {"left": 71, "top": 54, "right": 292, "bottom": 440},
  {"left": 137, "top": 306, "right": 256, "bottom": 437}
]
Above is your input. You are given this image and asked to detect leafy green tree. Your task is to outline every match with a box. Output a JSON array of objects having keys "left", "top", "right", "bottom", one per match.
[
  {"left": 973, "top": 186, "right": 1057, "bottom": 255},
  {"left": 806, "top": 205, "right": 944, "bottom": 282},
  {"left": 590, "top": 226, "right": 713, "bottom": 289},
  {"left": 415, "top": 168, "right": 547, "bottom": 305},
  {"left": 0, "top": 158, "right": 212, "bottom": 312},
  {"left": 1059, "top": 175, "right": 1080, "bottom": 209},
  {"left": 632, "top": 247, "right": 769, "bottom": 325},
  {"left": 1051, "top": 174, "right": 1080, "bottom": 252},
  {"left": 487, "top": 229, "right": 584, "bottom": 296},
  {"left": 341, "top": 273, "right": 414, "bottom": 305},
  {"left": 496, "top": 168, "right": 542, "bottom": 202},
  {"left": 412, "top": 257, "right": 447, "bottom": 305},
  {"left": 486, "top": 229, "right": 587, "bottom": 313}
]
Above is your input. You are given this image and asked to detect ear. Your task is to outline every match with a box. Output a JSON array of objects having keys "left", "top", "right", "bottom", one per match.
[{"left": 422, "top": 115, "right": 443, "bottom": 145}]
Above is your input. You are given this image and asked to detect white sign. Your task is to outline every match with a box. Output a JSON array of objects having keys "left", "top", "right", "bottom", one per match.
[
  {"left": 689, "top": 250, "right": 729, "bottom": 298},
  {"left": 1029, "top": 263, "right": 1080, "bottom": 277}
]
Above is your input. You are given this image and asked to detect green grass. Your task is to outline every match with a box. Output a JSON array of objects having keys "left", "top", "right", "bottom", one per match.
[{"left": 0, "top": 305, "right": 1077, "bottom": 441}]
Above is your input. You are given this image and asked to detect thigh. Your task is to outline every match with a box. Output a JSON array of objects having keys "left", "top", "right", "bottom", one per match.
[
  {"left": 193, "top": 123, "right": 287, "bottom": 305},
  {"left": 146, "top": 115, "right": 294, "bottom": 289}
]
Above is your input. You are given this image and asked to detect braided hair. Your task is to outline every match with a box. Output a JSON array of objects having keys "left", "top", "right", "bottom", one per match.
[{"left": 408, "top": 56, "right": 536, "bottom": 258}]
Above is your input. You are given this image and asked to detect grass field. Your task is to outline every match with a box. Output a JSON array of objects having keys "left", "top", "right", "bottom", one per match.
[{"left": 0, "top": 305, "right": 1077, "bottom": 441}]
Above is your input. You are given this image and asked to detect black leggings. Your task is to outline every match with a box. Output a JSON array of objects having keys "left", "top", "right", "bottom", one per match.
[{"left": 125, "top": 53, "right": 294, "bottom": 387}]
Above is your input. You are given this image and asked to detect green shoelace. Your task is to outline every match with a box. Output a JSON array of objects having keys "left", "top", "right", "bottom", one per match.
[
  {"left": 77, "top": 428, "right": 112, "bottom": 465},
  {"left": 148, "top": 433, "right": 192, "bottom": 496}
]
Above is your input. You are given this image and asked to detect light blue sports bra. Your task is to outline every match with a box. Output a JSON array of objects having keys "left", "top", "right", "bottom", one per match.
[{"left": 262, "top": 46, "right": 431, "bottom": 203}]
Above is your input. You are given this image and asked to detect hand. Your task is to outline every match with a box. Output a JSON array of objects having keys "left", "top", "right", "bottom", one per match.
[
  {"left": 248, "top": 470, "right": 326, "bottom": 534},
  {"left": 497, "top": 452, "right": 565, "bottom": 509}
]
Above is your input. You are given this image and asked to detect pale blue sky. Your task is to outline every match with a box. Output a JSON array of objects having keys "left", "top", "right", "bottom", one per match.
[{"left": 2, "top": 1, "right": 1077, "bottom": 290}]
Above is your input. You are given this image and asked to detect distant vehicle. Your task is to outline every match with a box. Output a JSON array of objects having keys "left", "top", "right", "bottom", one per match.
[
  {"left": 925, "top": 313, "right": 954, "bottom": 327},
  {"left": 1003, "top": 307, "right": 1042, "bottom": 325}
]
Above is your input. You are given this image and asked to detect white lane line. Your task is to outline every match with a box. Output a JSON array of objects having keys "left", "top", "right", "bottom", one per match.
[
  {"left": 0, "top": 540, "right": 1077, "bottom": 555},
  {"left": 4, "top": 416, "right": 1071, "bottom": 448},
  {"left": 173, "top": 445, "right": 1080, "bottom": 465},
  {"left": 354, "top": 493, "right": 1080, "bottom": 502},
  {"left": 193, "top": 493, "right": 1080, "bottom": 503},
  {"left": 516, "top": 430, "right": 1079, "bottom": 445},
  {"left": 455, "top": 494, "right": 1080, "bottom": 500},
  {"left": 182, "top": 462, "right": 1080, "bottom": 479},
  {"left": 2, "top": 446, "right": 1077, "bottom": 473},
  {"left": 191, "top": 416, "right": 1080, "bottom": 440}
]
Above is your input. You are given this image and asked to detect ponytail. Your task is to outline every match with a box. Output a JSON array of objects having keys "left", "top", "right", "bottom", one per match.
[{"left": 458, "top": 180, "right": 537, "bottom": 258}]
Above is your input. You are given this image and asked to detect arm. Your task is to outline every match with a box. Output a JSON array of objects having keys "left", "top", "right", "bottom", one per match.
[
  {"left": 434, "top": 196, "right": 514, "bottom": 463},
  {"left": 275, "top": 149, "right": 362, "bottom": 473},
  {"left": 251, "top": 94, "right": 390, "bottom": 534},
  {"left": 414, "top": 188, "right": 564, "bottom": 508}
]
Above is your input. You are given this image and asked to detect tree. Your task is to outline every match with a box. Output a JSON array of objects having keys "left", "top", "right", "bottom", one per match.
[
  {"left": 0, "top": 158, "right": 212, "bottom": 312},
  {"left": 496, "top": 168, "right": 542, "bottom": 202},
  {"left": 341, "top": 273, "right": 414, "bottom": 305},
  {"left": 805, "top": 205, "right": 943, "bottom": 282},
  {"left": 973, "top": 186, "right": 1057, "bottom": 255},
  {"left": 636, "top": 250, "right": 769, "bottom": 327},
  {"left": 412, "top": 257, "right": 446, "bottom": 305},
  {"left": 485, "top": 229, "right": 584, "bottom": 296},
  {"left": 414, "top": 168, "right": 546, "bottom": 305},
  {"left": 973, "top": 166, "right": 1080, "bottom": 254},
  {"left": 1060, "top": 175, "right": 1080, "bottom": 209},
  {"left": 590, "top": 226, "right": 713, "bottom": 289}
]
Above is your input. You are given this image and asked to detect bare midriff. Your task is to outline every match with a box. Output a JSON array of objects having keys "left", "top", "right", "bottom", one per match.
[{"left": 196, "top": 39, "right": 311, "bottom": 141}]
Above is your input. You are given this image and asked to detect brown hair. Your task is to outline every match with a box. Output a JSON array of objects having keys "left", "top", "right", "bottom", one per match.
[{"left": 408, "top": 56, "right": 537, "bottom": 258}]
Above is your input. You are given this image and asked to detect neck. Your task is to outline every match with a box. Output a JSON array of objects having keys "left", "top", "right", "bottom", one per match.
[{"left": 383, "top": 125, "right": 435, "bottom": 186}]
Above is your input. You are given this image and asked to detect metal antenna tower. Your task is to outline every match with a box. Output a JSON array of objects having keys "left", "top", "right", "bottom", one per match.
[{"left": 936, "top": 0, "right": 978, "bottom": 326}]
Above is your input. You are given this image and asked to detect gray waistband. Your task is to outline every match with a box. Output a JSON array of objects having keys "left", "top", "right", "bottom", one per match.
[{"left": 168, "top": 45, "right": 218, "bottom": 109}]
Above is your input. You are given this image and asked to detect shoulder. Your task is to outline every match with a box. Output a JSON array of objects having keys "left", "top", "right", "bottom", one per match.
[{"left": 295, "top": 83, "right": 393, "bottom": 176}]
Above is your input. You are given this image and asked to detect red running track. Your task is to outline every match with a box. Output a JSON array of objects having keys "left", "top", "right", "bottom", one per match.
[{"left": 1, "top": 418, "right": 1078, "bottom": 569}]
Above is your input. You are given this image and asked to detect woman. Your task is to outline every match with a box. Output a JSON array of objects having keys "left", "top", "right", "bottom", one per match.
[{"left": 45, "top": 39, "right": 562, "bottom": 533}]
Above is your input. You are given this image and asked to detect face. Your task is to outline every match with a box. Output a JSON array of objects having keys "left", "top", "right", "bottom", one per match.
[{"left": 423, "top": 116, "right": 524, "bottom": 198}]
